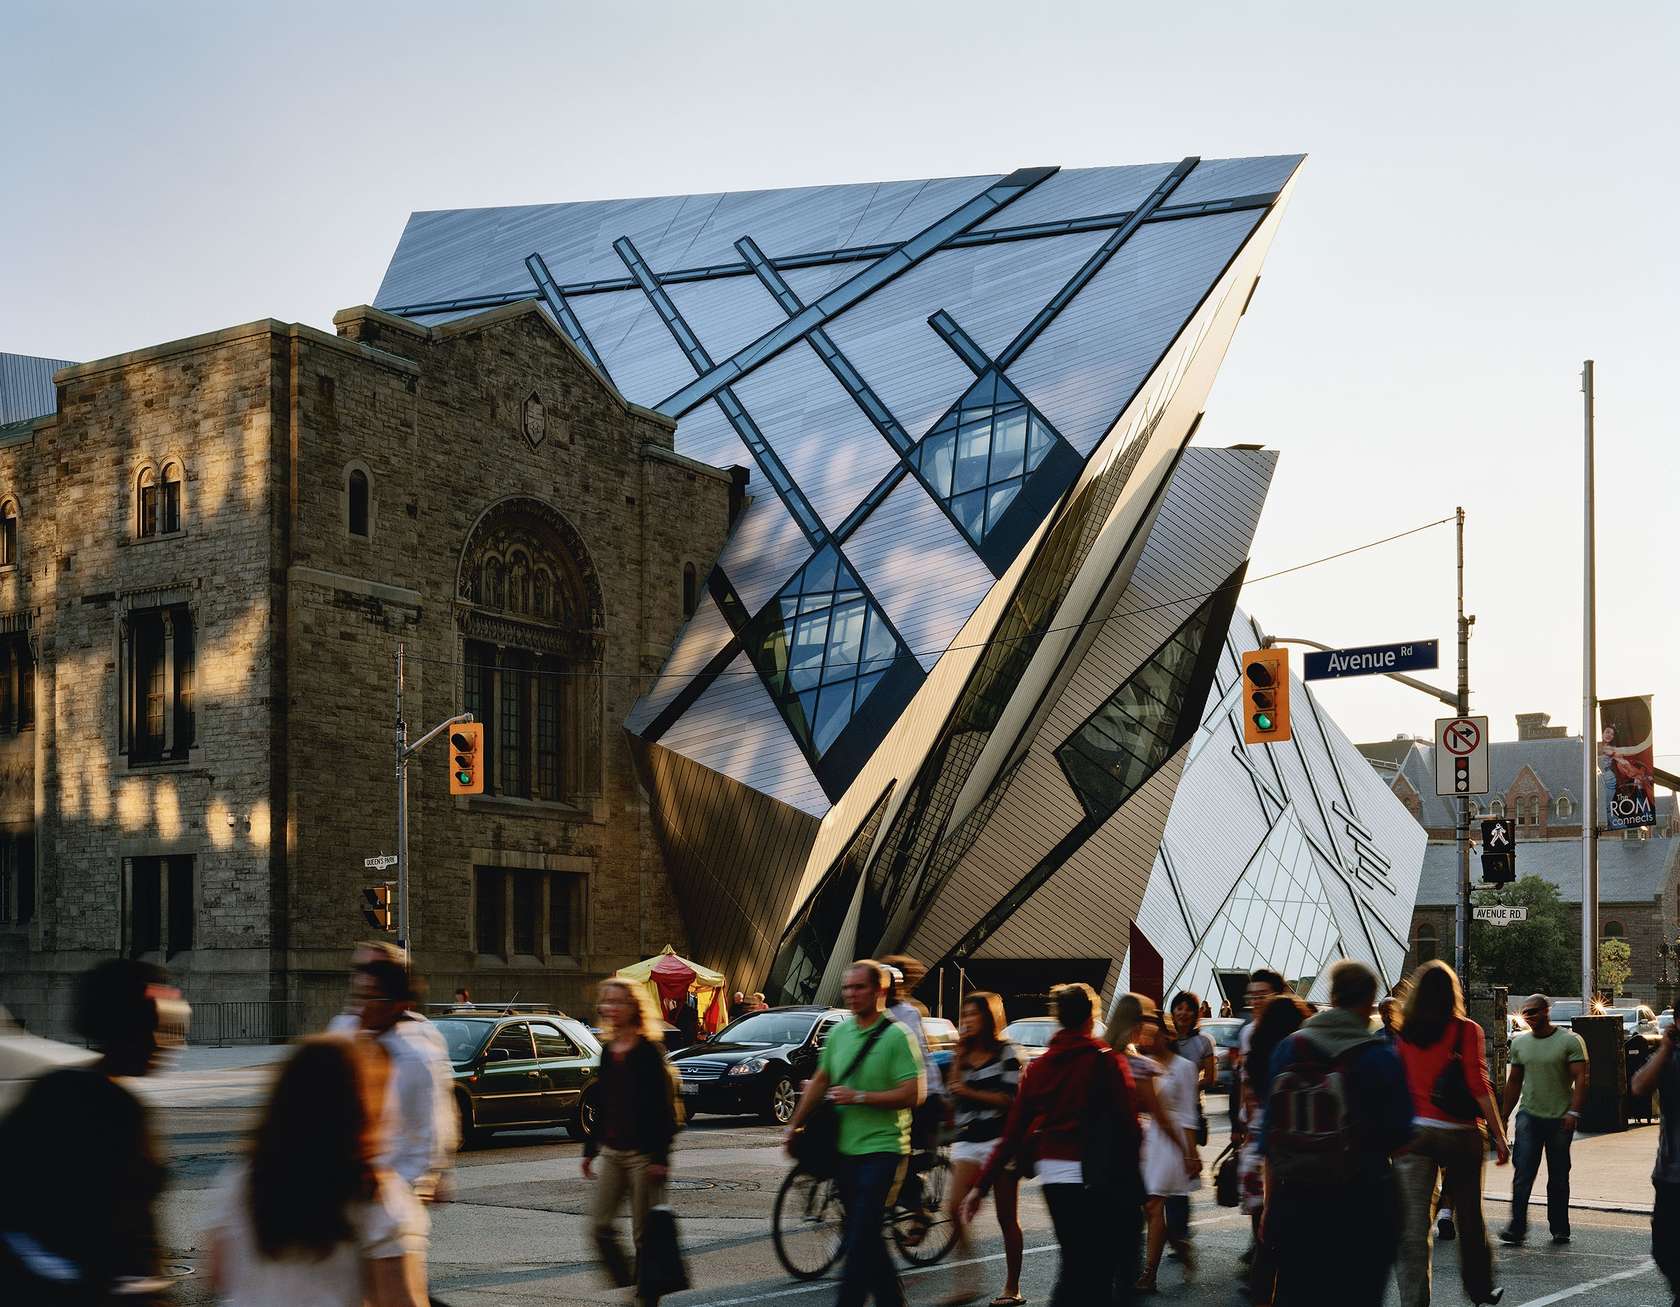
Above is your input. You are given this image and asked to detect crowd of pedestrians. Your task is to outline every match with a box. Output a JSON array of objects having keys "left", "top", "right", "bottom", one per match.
[{"left": 12, "top": 947, "right": 1680, "bottom": 1307}]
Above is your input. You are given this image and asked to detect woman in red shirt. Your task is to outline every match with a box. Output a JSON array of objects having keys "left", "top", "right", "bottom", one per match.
[{"left": 1393, "top": 961, "right": 1510, "bottom": 1307}]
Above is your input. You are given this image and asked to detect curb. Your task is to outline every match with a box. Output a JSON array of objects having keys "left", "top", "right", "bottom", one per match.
[{"left": 1484, "top": 1193, "right": 1654, "bottom": 1216}]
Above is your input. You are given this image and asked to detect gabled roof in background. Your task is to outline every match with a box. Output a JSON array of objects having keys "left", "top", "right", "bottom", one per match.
[
  {"left": 1416, "top": 834, "right": 1678, "bottom": 906},
  {"left": 0, "top": 352, "right": 74, "bottom": 426}
]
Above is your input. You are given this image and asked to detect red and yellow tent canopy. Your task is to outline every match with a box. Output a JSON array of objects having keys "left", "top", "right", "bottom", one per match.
[{"left": 616, "top": 945, "right": 729, "bottom": 1034}]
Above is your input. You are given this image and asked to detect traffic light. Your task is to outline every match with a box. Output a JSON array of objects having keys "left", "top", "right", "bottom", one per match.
[
  {"left": 1481, "top": 817, "right": 1517, "bottom": 884},
  {"left": 448, "top": 722, "right": 484, "bottom": 795},
  {"left": 1241, "top": 648, "right": 1291, "bottom": 745},
  {"left": 361, "top": 883, "right": 393, "bottom": 932}
]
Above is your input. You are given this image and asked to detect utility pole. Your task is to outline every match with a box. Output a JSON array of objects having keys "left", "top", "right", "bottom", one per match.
[
  {"left": 1454, "top": 507, "right": 1474, "bottom": 981},
  {"left": 1582, "top": 361, "right": 1599, "bottom": 1007},
  {"left": 393, "top": 639, "right": 473, "bottom": 959}
]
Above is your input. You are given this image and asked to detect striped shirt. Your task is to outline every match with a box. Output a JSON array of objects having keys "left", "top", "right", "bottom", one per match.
[{"left": 951, "top": 1043, "right": 1024, "bottom": 1144}]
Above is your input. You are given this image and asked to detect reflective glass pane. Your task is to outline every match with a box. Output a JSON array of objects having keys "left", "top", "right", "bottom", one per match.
[
  {"left": 790, "top": 612, "right": 830, "bottom": 672},
  {"left": 790, "top": 663, "right": 822, "bottom": 691},
  {"left": 1027, "top": 416, "right": 1055, "bottom": 471},
  {"left": 812, "top": 686, "right": 851, "bottom": 754},
  {"left": 861, "top": 613, "right": 897, "bottom": 675},
  {"left": 855, "top": 669, "right": 886, "bottom": 706},
  {"left": 954, "top": 424, "right": 990, "bottom": 492},
  {"left": 951, "top": 489, "right": 985, "bottom": 538},
  {"left": 922, "top": 430, "right": 956, "bottom": 497},
  {"left": 992, "top": 411, "right": 1027, "bottom": 480},
  {"left": 825, "top": 601, "right": 866, "bottom": 682},
  {"left": 985, "top": 479, "right": 1021, "bottom": 528},
  {"left": 801, "top": 548, "right": 837, "bottom": 597}
]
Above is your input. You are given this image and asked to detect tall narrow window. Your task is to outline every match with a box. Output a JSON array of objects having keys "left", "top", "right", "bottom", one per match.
[
  {"left": 548, "top": 872, "right": 575, "bottom": 956},
  {"left": 2, "top": 830, "right": 34, "bottom": 925},
  {"left": 137, "top": 468, "right": 159, "bottom": 538},
  {"left": 160, "top": 464, "right": 182, "bottom": 534},
  {"left": 129, "top": 857, "right": 163, "bottom": 956},
  {"left": 0, "top": 637, "right": 29, "bottom": 734},
  {"left": 512, "top": 874, "right": 539, "bottom": 955},
  {"left": 463, "top": 641, "right": 495, "bottom": 792},
  {"left": 126, "top": 607, "right": 194, "bottom": 763},
  {"left": 682, "top": 563, "right": 698, "bottom": 618},
  {"left": 0, "top": 501, "right": 16, "bottom": 566},
  {"left": 348, "top": 469, "right": 370, "bottom": 538},
  {"left": 499, "top": 651, "right": 530, "bottom": 797},
  {"left": 537, "top": 665, "right": 562, "bottom": 802},
  {"left": 167, "top": 856, "right": 194, "bottom": 955},
  {"left": 474, "top": 867, "right": 505, "bottom": 957}
]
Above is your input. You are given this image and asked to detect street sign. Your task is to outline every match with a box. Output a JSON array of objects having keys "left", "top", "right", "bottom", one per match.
[
  {"left": 1473, "top": 905, "right": 1528, "bottom": 926},
  {"left": 1480, "top": 816, "right": 1516, "bottom": 884},
  {"left": 1303, "top": 639, "right": 1439, "bottom": 682},
  {"left": 1434, "top": 715, "right": 1489, "bottom": 796},
  {"left": 364, "top": 854, "right": 398, "bottom": 871}
]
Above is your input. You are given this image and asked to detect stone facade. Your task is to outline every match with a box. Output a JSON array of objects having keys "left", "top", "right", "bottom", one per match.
[{"left": 0, "top": 303, "right": 734, "bottom": 1035}]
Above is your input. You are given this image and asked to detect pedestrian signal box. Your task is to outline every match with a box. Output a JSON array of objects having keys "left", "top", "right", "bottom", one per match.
[
  {"left": 361, "top": 883, "right": 393, "bottom": 932},
  {"left": 448, "top": 722, "right": 484, "bottom": 795},
  {"left": 1241, "top": 649, "right": 1291, "bottom": 745},
  {"left": 1480, "top": 817, "right": 1517, "bottom": 884}
]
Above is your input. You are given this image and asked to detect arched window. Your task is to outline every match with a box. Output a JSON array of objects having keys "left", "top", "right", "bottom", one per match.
[
  {"left": 1605, "top": 920, "right": 1624, "bottom": 938},
  {"left": 1415, "top": 923, "right": 1438, "bottom": 963},
  {"left": 160, "top": 462, "right": 183, "bottom": 534},
  {"left": 1468, "top": 799, "right": 1481, "bottom": 817},
  {"left": 682, "top": 563, "right": 698, "bottom": 619},
  {"left": 137, "top": 466, "right": 158, "bottom": 538},
  {"left": 1490, "top": 799, "right": 1504, "bottom": 818},
  {"left": 1557, "top": 796, "right": 1572, "bottom": 819},
  {"left": 347, "top": 468, "right": 370, "bottom": 538},
  {"left": 0, "top": 499, "right": 16, "bottom": 567}
]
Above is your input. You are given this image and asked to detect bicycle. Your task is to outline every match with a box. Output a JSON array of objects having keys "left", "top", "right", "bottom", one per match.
[{"left": 771, "top": 1144, "right": 958, "bottom": 1280}]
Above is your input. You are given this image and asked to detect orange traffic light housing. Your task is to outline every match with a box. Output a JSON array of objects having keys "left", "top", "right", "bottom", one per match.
[
  {"left": 1241, "top": 648, "right": 1291, "bottom": 745},
  {"left": 448, "top": 722, "right": 484, "bottom": 795}
]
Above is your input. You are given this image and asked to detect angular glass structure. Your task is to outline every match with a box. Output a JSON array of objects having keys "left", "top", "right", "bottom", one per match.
[{"left": 375, "top": 152, "right": 1425, "bottom": 1011}]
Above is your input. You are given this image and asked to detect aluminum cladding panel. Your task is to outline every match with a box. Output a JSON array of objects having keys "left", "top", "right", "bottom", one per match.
[
  {"left": 666, "top": 274, "right": 789, "bottom": 365},
  {"left": 625, "top": 591, "right": 735, "bottom": 737},
  {"left": 0, "top": 353, "right": 74, "bottom": 425},
  {"left": 712, "top": 489, "right": 810, "bottom": 616},
  {"left": 1168, "top": 155, "right": 1306, "bottom": 208},
  {"left": 570, "top": 288, "right": 695, "bottom": 406},
  {"left": 974, "top": 162, "right": 1180, "bottom": 231}
]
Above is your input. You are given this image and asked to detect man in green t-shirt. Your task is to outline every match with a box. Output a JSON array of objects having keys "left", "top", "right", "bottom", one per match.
[
  {"left": 1500, "top": 993, "right": 1589, "bottom": 1244},
  {"left": 785, "top": 958, "right": 924, "bottom": 1306}
]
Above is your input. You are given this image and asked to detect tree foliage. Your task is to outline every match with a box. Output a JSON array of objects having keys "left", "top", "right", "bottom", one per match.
[
  {"left": 1470, "top": 875, "right": 1577, "bottom": 997},
  {"left": 1599, "top": 937, "right": 1632, "bottom": 1001}
]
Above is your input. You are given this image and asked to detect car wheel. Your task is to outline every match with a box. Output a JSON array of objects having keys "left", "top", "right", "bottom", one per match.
[
  {"left": 576, "top": 1086, "right": 600, "bottom": 1140},
  {"left": 765, "top": 1073, "right": 797, "bottom": 1126}
]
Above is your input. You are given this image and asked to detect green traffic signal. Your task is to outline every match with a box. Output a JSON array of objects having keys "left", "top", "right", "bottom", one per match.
[
  {"left": 455, "top": 769, "right": 472, "bottom": 785},
  {"left": 1254, "top": 711, "right": 1275, "bottom": 732}
]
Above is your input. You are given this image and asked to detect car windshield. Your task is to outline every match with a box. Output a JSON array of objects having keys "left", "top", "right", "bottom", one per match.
[
  {"left": 1003, "top": 1019, "right": 1055, "bottom": 1048},
  {"left": 432, "top": 1018, "right": 493, "bottom": 1062},
  {"left": 1203, "top": 1021, "right": 1244, "bottom": 1049},
  {"left": 714, "top": 1012, "right": 817, "bottom": 1046}
]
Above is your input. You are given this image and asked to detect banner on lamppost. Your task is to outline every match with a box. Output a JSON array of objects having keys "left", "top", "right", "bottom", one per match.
[{"left": 1599, "top": 695, "right": 1657, "bottom": 831}]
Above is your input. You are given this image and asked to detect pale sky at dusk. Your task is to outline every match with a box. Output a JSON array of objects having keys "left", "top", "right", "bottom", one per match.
[{"left": 3, "top": 1, "right": 1674, "bottom": 754}]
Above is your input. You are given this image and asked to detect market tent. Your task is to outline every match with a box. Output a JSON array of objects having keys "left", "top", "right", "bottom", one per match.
[{"left": 617, "top": 945, "right": 730, "bottom": 1035}]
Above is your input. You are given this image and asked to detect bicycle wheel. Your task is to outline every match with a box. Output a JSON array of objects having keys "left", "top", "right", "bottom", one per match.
[
  {"left": 892, "top": 1151, "right": 959, "bottom": 1266},
  {"left": 772, "top": 1167, "right": 845, "bottom": 1281}
]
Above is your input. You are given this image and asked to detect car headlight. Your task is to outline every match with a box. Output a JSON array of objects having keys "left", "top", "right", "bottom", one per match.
[{"left": 728, "top": 1058, "right": 768, "bottom": 1077}]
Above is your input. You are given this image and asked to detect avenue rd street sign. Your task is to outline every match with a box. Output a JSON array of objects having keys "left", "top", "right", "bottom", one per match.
[
  {"left": 1303, "top": 639, "right": 1439, "bottom": 681},
  {"left": 1435, "top": 715, "right": 1490, "bottom": 797},
  {"left": 1473, "top": 905, "right": 1529, "bottom": 926}
]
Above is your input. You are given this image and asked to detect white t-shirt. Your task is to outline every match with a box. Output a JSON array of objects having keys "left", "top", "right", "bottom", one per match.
[{"left": 208, "top": 1162, "right": 427, "bottom": 1306}]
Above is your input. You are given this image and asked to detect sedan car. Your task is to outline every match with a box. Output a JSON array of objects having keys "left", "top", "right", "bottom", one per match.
[
  {"left": 432, "top": 1010, "right": 602, "bottom": 1146},
  {"left": 1199, "top": 1018, "right": 1245, "bottom": 1092},
  {"left": 1002, "top": 1017, "right": 1056, "bottom": 1061},
  {"left": 669, "top": 1005, "right": 847, "bottom": 1125}
]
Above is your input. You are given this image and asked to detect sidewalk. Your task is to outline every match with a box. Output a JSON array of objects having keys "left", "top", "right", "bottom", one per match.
[
  {"left": 1485, "top": 1121, "right": 1662, "bottom": 1214},
  {"left": 169, "top": 1044, "right": 292, "bottom": 1073}
]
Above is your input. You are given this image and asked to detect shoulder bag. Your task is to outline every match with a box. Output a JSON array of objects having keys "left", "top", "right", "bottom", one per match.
[
  {"left": 1429, "top": 1018, "right": 1482, "bottom": 1122},
  {"left": 790, "top": 1017, "right": 893, "bottom": 1179}
]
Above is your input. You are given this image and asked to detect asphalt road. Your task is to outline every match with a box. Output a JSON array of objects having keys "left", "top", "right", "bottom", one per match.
[{"left": 142, "top": 1065, "right": 1672, "bottom": 1307}]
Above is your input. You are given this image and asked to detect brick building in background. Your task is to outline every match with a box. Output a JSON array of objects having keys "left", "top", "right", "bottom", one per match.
[
  {"left": 0, "top": 303, "right": 733, "bottom": 1035},
  {"left": 1361, "top": 711, "right": 1680, "bottom": 999}
]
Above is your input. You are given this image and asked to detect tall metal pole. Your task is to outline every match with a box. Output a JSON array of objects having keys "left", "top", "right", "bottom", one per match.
[
  {"left": 1455, "top": 507, "right": 1472, "bottom": 980},
  {"left": 1582, "top": 361, "right": 1598, "bottom": 1007},
  {"left": 396, "top": 641, "right": 410, "bottom": 953}
]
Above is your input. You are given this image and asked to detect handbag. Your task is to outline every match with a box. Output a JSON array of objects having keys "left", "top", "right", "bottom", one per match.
[
  {"left": 790, "top": 1016, "right": 893, "bottom": 1178},
  {"left": 636, "top": 1205, "right": 690, "bottom": 1298},
  {"left": 1429, "top": 1018, "right": 1482, "bottom": 1123},
  {"left": 1213, "top": 1140, "right": 1240, "bottom": 1207}
]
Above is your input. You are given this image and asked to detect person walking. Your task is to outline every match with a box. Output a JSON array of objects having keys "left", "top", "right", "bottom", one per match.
[
  {"left": 1136, "top": 1001, "right": 1203, "bottom": 1293},
  {"left": 1259, "top": 960, "right": 1413, "bottom": 1307},
  {"left": 941, "top": 992, "right": 1025, "bottom": 1307},
  {"left": 1165, "top": 991, "right": 1215, "bottom": 1265},
  {"left": 352, "top": 959, "right": 458, "bottom": 1201},
  {"left": 1499, "top": 993, "right": 1588, "bottom": 1246},
  {"left": 1392, "top": 961, "right": 1509, "bottom": 1307},
  {"left": 208, "top": 1037, "right": 428, "bottom": 1305},
  {"left": 1232, "top": 968, "right": 1286, "bottom": 1282},
  {"left": 584, "top": 978, "right": 681, "bottom": 1305},
  {"left": 1239, "top": 992, "right": 1310, "bottom": 1307},
  {"left": 1631, "top": 1013, "right": 1680, "bottom": 1299},
  {"left": 785, "top": 959, "right": 924, "bottom": 1307},
  {"left": 0, "top": 959, "right": 186, "bottom": 1303}
]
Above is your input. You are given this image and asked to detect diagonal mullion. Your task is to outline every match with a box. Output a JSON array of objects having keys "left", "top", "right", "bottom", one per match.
[
  {"left": 525, "top": 252, "right": 614, "bottom": 381},
  {"left": 994, "top": 156, "right": 1199, "bottom": 372},
  {"left": 655, "top": 166, "right": 1058, "bottom": 419}
]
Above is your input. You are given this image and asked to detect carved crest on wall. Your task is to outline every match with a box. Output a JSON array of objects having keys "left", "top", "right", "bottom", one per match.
[{"left": 521, "top": 391, "right": 547, "bottom": 450}]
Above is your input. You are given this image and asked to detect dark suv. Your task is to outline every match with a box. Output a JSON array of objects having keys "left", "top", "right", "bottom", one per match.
[
  {"left": 431, "top": 1008, "right": 601, "bottom": 1146},
  {"left": 668, "top": 1005, "right": 847, "bottom": 1125}
]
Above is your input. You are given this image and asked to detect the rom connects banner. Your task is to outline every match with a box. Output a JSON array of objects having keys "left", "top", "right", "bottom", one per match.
[{"left": 1600, "top": 695, "right": 1657, "bottom": 831}]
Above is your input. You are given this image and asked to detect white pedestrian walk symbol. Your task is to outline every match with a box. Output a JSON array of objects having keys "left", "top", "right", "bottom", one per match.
[{"left": 1487, "top": 821, "right": 1510, "bottom": 848}]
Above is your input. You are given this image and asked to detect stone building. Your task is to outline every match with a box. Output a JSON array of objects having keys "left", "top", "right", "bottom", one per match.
[{"left": 0, "top": 304, "right": 733, "bottom": 1035}]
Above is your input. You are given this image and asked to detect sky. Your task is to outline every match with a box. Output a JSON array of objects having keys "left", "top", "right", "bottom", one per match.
[{"left": 3, "top": 1, "right": 1675, "bottom": 754}]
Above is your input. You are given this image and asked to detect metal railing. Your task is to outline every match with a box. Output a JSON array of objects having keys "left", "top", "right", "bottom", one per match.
[{"left": 191, "top": 1001, "right": 301, "bottom": 1047}]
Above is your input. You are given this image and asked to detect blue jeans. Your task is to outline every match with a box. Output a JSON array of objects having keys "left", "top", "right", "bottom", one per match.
[
  {"left": 1509, "top": 1110, "right": 1572, "bottom": 1237},
  {"left": 835, "top": 1152, "right": 906, "bottom": 1307}
]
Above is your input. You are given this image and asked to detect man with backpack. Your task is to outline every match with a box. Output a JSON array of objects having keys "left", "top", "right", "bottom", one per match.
[
  {"left": 1259, "top": 960, "right": 1414, "bottom": 1306},
  {"left": 785, "top": 959, "right": 924, "bottom": 1307}
]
